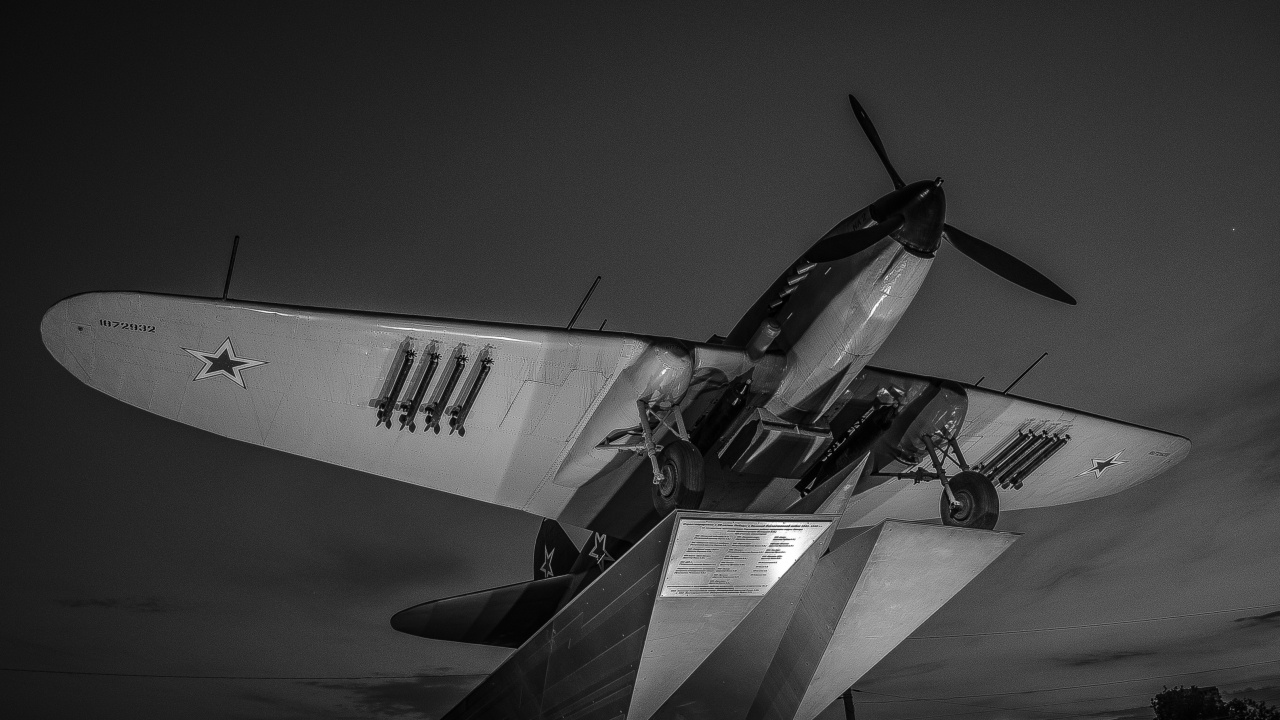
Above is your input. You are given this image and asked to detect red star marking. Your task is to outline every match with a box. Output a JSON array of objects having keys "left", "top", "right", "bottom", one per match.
[
  {"left": 1076, "top": 451, "right": 1127, "bottom": 478},
  {"left": 183, "top": 338, "right": 267, "bottom": 388}
]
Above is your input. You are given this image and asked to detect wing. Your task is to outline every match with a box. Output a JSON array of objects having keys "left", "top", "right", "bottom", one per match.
[
  {"left": 40, "top": 292, "right": 749, "bottom": 520},
  {"left": 837, "top": 367, "right": 1191, "bottom": 527}
]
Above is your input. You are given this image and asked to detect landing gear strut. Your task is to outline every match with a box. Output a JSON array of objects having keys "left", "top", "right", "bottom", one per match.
[
  {"left": 637, "top": 400, "right": 705, "bottom": 515},
  {"left": 923, "top": 435, "right": 999, "bottom": 530},
  {"left": 939, "top": 470, "right": 999, "bottom": 529},
  {"left": 651, "top": 440, "right": 704, "bottom": 514}
]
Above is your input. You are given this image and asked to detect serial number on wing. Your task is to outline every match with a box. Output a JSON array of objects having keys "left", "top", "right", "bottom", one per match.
[{"left": 99, "top": 319, "right": 156, "bottom": 333}]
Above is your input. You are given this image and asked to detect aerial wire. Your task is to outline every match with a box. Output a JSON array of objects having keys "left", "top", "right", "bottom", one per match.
[
  {"left": 4, "top": 605, "right": 1274, "bottom": 681},
  {"left": 7, "top": 657, "right": 1275, "bottom": 714},
  {"left": 0, "top": 668, "right": 484, "bottom": 681},
  {"left": 221, "top": 234, "right": 240, "bottom": 301},
  {"left": 891, "top": 689, "right": 1158, "bottom": 720},
  {"left": 1002, "top": 351, "right": 1048, "bottom": 394},
  {"left": 908, "top": 601, "right": 1280, "bottom": 638},
  {"left": 566, "top": 275, "right": 601, "bottom": 329},
  {"left": 852, "top": 658, "right": 1280, "bottom": 703}
]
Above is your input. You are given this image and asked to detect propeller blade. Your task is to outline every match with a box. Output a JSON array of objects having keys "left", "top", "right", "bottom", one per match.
[
  {"left": 806, "top": 216, "right": 904, "bottom": 263},
  {"left": 943, "top": 224, "right": 1077, "bottom": 305},
  {"left": 849, "top": 94, "right": 905, "bottom": 190}
]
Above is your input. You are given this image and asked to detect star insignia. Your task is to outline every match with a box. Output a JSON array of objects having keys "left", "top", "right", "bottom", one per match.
[
  {"left": 539, "top": 547, "right": 556, "bottom": 579},
  {"left": 183, "top": 338, "right": 267, "bottom": 388},
  {"left": 587, "top": 532, "right": 614, "bottom": 569},
  {"left": 1077, "top": 451, "right": 1127, "bottom": 478}
]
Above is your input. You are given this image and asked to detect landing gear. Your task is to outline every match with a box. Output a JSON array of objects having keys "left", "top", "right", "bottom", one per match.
[
  {"left": 635, "top": 400, "right": 705, "bottom": 515},
  {"left": 921, "top": 435, "right": 999, "bottom": 530},
  {"left": 940, "top": 470, "right": 999, "bottom": 530},
  {"left": 651, "top": 440, "right": 705, "bottom": 514}
]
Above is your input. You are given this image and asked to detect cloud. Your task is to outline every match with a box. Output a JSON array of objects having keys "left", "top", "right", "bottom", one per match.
[
  {"left": 1233, "top": 610, "right": 1280, "bottom": 628},
  {"left": 1031, "top": 560, "right": 1104, "bottom": 593},
  {"left": 1060, "top": 650, "right": 1158, "bottom": 667},
  {"left": 1074, "top": 703, "right": 1154, "bottom": 720},
  {"left": 856, "top": 659, "right": 949, "bottom": 686},
  {"left": 305, "top": 676, "right": 487, "bottom": 719},
  {"left": 1224, "top": 682, "right": 1280, "bottom": 695},
  {"left": 241, "top": 690, "right": 356, "bottom": 720},
  {"left": 57, "top": 596, "right": 178, "bottom": 613},
  {"left": 1172, "top": 374, "right": 1280, "bottom": 478}
]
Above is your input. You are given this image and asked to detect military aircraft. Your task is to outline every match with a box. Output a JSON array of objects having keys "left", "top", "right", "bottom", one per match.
[{"left": 40, "top": 96, "right": 1189, "bottom": 719}]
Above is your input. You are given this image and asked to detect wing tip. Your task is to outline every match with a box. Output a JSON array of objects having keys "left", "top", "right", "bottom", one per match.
[{"left": 1166, "top": 433, "right": 1193, "bottom": 464}]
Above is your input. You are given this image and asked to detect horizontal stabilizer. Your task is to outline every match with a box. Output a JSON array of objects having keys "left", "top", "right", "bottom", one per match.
[
  {"left": 391, "top": 574, "right": 577, "bottom": 648},
  {"left": 395, "top": 523, "right": 630, "bottom": 648}
]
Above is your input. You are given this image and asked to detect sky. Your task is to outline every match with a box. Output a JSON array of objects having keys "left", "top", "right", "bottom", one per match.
[{"left": 4, "top": 2, "right": 1279, "bottom": 718}]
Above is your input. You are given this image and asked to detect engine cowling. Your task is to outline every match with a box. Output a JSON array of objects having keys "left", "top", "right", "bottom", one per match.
[
  {"left": 878, "top": 380, "right": 968, "bottom": 467},
  {"left": 724, "top": 208, "right": 935, "bottom": 427},
  {"left": 631, "top": 342, "right": 693, "bottom": 407}
]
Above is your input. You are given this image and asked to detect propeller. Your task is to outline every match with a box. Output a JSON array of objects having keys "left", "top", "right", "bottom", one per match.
[
  {"left": 806, "top": 214, "right": 904, "bottom": 263},
  {"left": 943, "top": 224, "right": 1076, "bottom": 305},
  {"left": 848, "top": 94, "right": 905, "bottom": 190},
  {"left": 826, "top": 94, "right": 1076, "bottom": 306}
]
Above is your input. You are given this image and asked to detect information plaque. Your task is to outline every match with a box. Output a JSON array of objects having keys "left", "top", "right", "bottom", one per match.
[{"left": 660, "top": 518, "right": 831, "bottom": 598}]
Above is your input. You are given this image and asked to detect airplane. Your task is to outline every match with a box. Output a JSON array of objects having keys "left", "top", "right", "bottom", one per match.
[{"left": 40, "top": 95, "right": 1190, "bottom": 719}]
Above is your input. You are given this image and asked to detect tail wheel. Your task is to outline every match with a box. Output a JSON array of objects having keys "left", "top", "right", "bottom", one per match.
[
  {"left": 651, "top": 440, "right": 705, "bottom": 515},
  {"left": 940, "top": 470, "right": 999, "bottom": 530}
]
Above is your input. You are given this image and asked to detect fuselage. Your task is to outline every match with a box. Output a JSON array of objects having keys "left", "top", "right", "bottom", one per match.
[
  {"left": 766, "top": 238, "right": 931, "bottom": 422},
  {"left": 726, "top": 206, "right": 933, "bottom": 425}
]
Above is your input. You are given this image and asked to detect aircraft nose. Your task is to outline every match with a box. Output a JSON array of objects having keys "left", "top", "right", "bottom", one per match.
[{"left": 889, "top": 181, "right": 946, "bottom": 256}]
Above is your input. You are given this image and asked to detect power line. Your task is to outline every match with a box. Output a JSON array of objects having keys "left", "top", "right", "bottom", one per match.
[
  {"left": 0, "top": 667, "right": 485, "bottom": 681},
  {"left": 855, "top": 658, "right": 1280, "bottom": 704},
  {"left": 846, "top": 687, "right": 1079, "bottom": 717},
  {"left": 9, "top": 656, "right": 1278, "bottom": 720},
  {"left": 894, "top": 690, "right": 1157, "bottom": 720},
  {"left": 910, "top": 602, "right": 1280, "bottom": 639}
]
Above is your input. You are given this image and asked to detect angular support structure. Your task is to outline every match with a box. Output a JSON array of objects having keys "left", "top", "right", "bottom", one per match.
[
  {"left": 748, "top": 521, "right": 1017, "bottom": 720},
  {"left": 442, "top": 513, "right": 1017, "bottom": 720}
]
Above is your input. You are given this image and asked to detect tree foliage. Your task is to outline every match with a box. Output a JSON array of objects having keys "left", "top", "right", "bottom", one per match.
[{"left": 1151, "top": 686, "right": 1280, "bottom": 720}]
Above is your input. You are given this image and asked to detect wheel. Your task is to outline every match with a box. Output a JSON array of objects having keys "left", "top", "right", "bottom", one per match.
[
  {"left": 651, "top": 439, "right": 705, "bottom": 515},
  {"left": 940, "top": 470, "right": 999, "bottom": 530}
]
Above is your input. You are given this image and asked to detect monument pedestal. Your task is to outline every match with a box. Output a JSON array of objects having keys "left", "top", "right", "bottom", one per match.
[{"left": 444, "top": 512, "right": 1017, "bottom": 720}]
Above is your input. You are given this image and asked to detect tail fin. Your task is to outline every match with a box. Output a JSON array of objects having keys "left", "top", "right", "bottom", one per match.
[
  {"left": 568, "top": 530, "right": 632, "bottom": 574},
  {"left": 534, "top": 519, "right": 579, "bottom": 579}
]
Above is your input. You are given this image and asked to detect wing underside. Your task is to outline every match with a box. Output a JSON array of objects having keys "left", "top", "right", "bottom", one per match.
[
  {"left": 837, "top": 367, "right": 1190, "bottom": 527},
  {"left": 39, "top": 291, "right": 665, "bottom": 518}
]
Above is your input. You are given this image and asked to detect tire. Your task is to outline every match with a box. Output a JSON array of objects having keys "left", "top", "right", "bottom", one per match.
[
  {"left": 940, "top": 470, "right": 999, "bottom": 530},
  {"left": 651, "top": 440, "right": 705, "bottom": 515}
]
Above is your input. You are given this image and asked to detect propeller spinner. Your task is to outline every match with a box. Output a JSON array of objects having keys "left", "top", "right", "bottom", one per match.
[{"left": 807, "top": 95, "right": 1076, "bottom": 306}]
